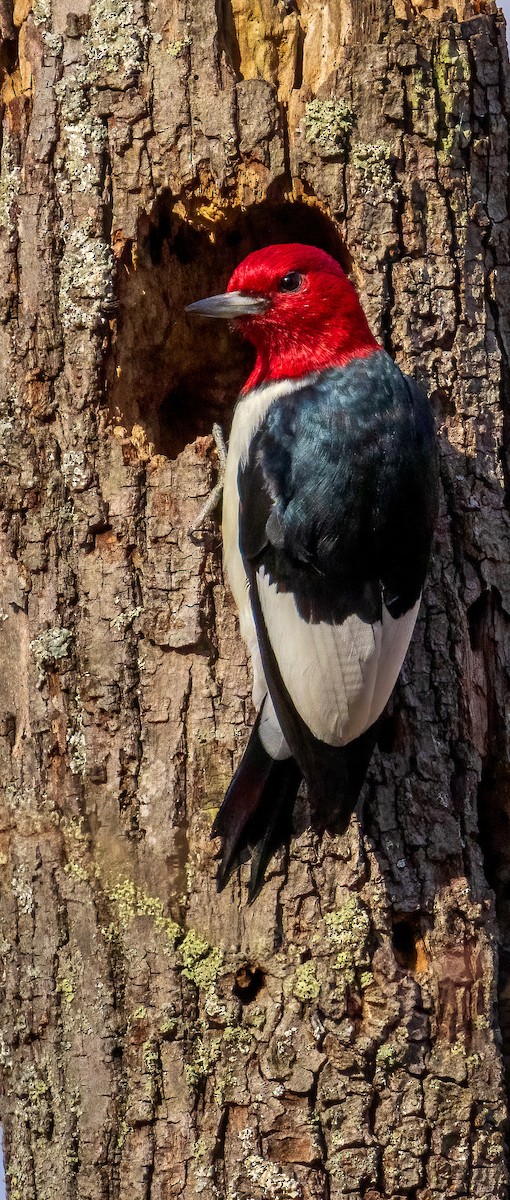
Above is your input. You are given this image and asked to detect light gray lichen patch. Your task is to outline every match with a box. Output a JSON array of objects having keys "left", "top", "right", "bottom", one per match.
[
  {"left": 110, "top": 606, "right": 142, "bottom": 631},
  {"left": 0, "top": 138, "right": 21, "bottom": 233},
  {"left": 242, "top": 1155, "right": 303, "bottom": 1198},
  {"left": 55, "top": 74, "right": 106, "bottom": 186},
  {"left": 61, "top": 449, "right": 94, "bottom": 491},
  {"left": 30, "top": 626, "right": 74, "bottom": 685},
  {"left": 11, "top": 866, "right": 34, "bottom": 916},
  {"left": 42, "top": 30, "right": 63, "bottom": 54},
  {"left": 32, "top": 0, "right": 51, "bottom": 25},
  {"left": 0, "top": 1034, "right": 13, "bottom": 1071},
  {"left": 66, "top": 709, "right": 87, "bottom": 776},
  {"left": 60, "top": 106, "right": 107, "bottom": 194},
  {"left": 350, "top": 141, "right": 394, "bottom": 193},
  {"left": 59, "top": 224, "right": 115, "bottom": 332},
  {"left": 304, "top": 98, "right": 355, "bottom": 158},
  {"left": 86, "top": 0, "right": 150, "bottom": 80},
  {"left": 328, "top": 1145, "right": 379, "bottom": 1188},
  {"left": 54, "top": 0, "right": 149, "bottom": 336}
]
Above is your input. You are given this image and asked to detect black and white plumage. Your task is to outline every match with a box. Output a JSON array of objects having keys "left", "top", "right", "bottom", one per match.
[{"left": 186, "top": 244, "right": 439, "bottom": 898}]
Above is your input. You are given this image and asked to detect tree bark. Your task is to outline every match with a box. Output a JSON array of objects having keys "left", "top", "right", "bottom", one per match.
[{"left": 0, "top": 0, "right": 509, "bottom": 1195}]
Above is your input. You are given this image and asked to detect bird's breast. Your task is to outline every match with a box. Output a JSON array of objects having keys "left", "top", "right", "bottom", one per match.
[
  {"left": 222, "top": 373, "right": 318, "bottom": 605},
  {"left": 222, "top": 374, "right": 319, "bottom": 710}
]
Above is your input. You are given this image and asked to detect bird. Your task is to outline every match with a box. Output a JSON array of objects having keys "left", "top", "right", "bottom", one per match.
[{"left": 186, "top": 243, "right": 439, "bottom": 900}]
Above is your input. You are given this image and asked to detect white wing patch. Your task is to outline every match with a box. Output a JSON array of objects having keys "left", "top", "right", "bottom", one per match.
[{"left": 256, "top": 570, "right": 420, "bottom": 747}]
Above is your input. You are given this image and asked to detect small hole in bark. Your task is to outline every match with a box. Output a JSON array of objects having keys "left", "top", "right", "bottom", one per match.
[
  {"left": 106, "top": 196, "right": 349, "bottom": 462},
  {"left": 233, "top": 961, "right": 264, "bottom": 1003},
  {"left": 392, "top": 916, "right": 419, "bottom": 970}
]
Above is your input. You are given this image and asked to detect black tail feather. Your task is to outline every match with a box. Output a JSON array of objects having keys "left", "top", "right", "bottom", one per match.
[
  {"left": 212, "top": 716, "right": 302, "bottom": 895},
  {"left": 212, "top": 714, "right": 379, "bottom": 896},
  {"left": 309, "top": 721, "right": 380, "bottom": 835},
  {"left": 212, "top": 713, "right": 273, "bottom": 889},
  {"left": 247, "top": 758, "right": 302, "bottom": 902}
]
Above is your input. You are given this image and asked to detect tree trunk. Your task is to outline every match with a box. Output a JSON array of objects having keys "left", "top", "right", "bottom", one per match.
[{"left": 0, "top": 0, "right": 509, "bottom": 1195}]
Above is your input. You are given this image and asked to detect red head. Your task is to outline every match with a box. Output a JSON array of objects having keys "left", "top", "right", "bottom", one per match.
[{"left": 187, "top": 243, "right": 380, "bottom": 391}]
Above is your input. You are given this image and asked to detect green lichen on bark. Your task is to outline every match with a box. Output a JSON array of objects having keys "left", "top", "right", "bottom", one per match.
[
  {"left": 179, "top": 929, "right": 224, "bottom": 990},
  {"left": 292, "top": 961, "right": 320, "bottom": 1001},
  {"left": 167, "top": 36, "right": 192, "bottom": 57},
  {"left": 184, "top": 1034, "right": 221, "bottom": 1087},
  {"left": 324, "top": 896, "right": 371, "bottom": 986},
  {"left": 104, "top": 877, "right": 181, "bottom": 944},
  {"left": 433, "top": 35, "right": 472, "bottom": 163}
]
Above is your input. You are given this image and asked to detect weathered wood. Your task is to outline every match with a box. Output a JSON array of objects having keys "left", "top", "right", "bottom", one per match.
[{"left": 0, "top": 0, "right": 509, "bottom": 1195}]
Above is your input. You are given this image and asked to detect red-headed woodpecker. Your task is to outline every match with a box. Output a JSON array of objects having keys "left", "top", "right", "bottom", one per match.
[{"left": 187, "top": 243, "right": 439, "bottom": 899}]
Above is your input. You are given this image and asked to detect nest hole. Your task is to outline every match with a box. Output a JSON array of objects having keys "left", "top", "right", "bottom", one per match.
[
  {"left": 391, "top": 913, "right": 428, "bottom": 973},
  {"left": 233, "top": 961, "right": 265, "bottom": 1004},
  {"left": 106, "top": 196, "right": 348, "bottom": 460}
]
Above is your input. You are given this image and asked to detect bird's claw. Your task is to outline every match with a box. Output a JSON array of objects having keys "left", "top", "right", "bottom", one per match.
[{"left": 189, "top": 422, "right": 227, "bottom": 533}]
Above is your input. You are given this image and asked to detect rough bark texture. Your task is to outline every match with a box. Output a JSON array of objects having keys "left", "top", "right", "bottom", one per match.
[{"left": 0, "top": 0, "right": 509, "bottom": 1195}]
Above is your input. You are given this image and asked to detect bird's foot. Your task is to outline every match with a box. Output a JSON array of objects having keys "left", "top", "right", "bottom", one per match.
[{"left": 189, "top": 422, "right": 227, "bottom": 533}]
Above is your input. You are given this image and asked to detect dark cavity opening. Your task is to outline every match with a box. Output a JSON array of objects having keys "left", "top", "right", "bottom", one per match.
[
  {"left": 233, "top": 961, "right": 264, "bottom": 1003},
  {"left": 391, "top": 915, "right": 421, "bottom": 971},
  {"left": 0, "top": 37, "right": 17, "bottom": 81},
  {"left": 105, "top": 197, "right": 348, "bottom": 461}
]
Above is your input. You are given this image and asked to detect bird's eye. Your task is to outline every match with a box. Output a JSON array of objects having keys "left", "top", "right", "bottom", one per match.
[{"left": 278, "top": 271, "right": 303, "bottom": 293}]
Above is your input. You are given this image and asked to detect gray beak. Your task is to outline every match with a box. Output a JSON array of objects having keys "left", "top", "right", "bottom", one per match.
[{"left": 185, "top": 291, "right": 269, "bottom": 318}]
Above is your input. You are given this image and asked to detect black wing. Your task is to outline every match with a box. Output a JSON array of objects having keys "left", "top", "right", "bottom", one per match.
[{"left": 238, "top": 352, "right": 438, "bottom": 806}]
